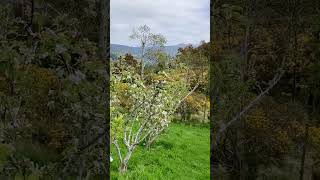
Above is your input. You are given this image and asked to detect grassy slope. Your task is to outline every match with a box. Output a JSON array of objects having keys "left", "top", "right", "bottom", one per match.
[{"left": 111, "top": 123, "right": 210, "bottom": 180}]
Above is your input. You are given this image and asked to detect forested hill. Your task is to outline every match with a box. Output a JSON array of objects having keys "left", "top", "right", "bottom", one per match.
[{"left": 111, "top": 43, "right": 190, "bottom": 58}]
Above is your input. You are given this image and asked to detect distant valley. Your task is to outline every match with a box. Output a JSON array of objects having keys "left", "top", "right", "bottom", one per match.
[{"left": 110, "top": 43, "right": 193, "bottom": 59}]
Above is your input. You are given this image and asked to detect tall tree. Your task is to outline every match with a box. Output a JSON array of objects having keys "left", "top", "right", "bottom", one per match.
[{"left": 129, "top": 25, "right": 166, "bottom": 78}]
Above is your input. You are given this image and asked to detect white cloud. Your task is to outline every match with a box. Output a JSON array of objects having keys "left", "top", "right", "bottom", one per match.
[{"left": 111, "top": 0, "right": 209, "bottom": 46}]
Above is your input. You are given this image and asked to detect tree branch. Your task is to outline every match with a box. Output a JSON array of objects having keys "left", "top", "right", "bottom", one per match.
[{"left": 216, "top": 70, "right": 285, "bottom": 143}]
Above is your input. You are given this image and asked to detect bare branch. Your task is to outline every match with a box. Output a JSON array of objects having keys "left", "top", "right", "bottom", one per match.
[
  {"left": 112, "top": 140, "right": 123, "bottom": 162},
  {"left": 216, "top": 70, "right": 285, "bottom": 142},
  {"left": 175, "top": 82, "right": 200, "bottom": 110}
]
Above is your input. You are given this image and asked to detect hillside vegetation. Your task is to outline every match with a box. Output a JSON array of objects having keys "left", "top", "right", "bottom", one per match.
[{"left": 110, "top": 24, "right": 210, "bottom": 178}]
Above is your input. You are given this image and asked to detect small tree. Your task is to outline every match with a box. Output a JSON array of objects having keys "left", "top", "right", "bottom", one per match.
[{"left": 111, "top": 63, "right": 197, "bottom": 173}]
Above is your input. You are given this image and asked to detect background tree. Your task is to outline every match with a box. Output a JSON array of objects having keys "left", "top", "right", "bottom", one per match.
[{"left": 129, "top": 24, "right": 167, "bottom": 78}]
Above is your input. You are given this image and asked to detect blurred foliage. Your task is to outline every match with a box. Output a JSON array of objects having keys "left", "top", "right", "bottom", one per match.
[
  {"left": 212, "top": 0, "right": 320, "bottom": 179},
  {"left": 0, "top": 1, "right": 107, "bottom": 178}
]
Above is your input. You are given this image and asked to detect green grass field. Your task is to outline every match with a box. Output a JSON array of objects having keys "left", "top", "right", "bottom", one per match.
[{"left": 110, "top": 123, "right": 210, "bottom": 180}]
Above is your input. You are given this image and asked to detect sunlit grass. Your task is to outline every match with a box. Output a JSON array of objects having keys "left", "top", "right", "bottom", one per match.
[{"left": 111, "top": 123, "right": 210, "bottom": 180}]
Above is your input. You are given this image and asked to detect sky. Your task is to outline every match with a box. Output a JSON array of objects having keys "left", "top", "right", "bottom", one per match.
[{"left": 111, "top": 0, "right": 210, "bottom": 46}]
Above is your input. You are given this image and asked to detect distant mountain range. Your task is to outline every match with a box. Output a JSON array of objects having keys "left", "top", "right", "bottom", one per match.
[{"left": 110, "top": 43, "right": 193, "bottom": 59}]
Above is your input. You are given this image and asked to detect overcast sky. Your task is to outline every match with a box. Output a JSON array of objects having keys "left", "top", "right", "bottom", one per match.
[{"left": 111, "top": 0, "right": 209, "bottom": 46}]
